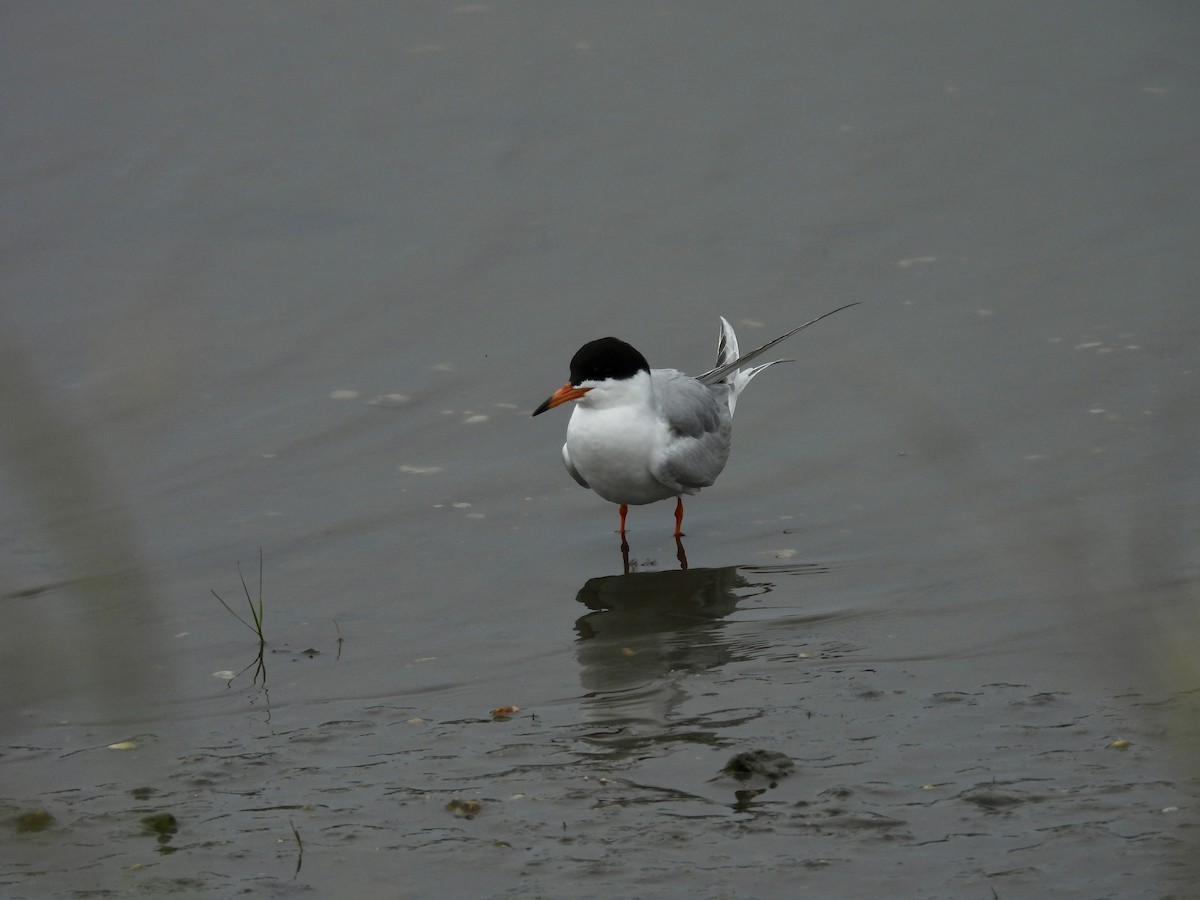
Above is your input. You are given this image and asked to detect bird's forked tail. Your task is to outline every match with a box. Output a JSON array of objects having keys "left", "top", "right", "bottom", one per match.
[{"left": 700, "top": 303, "right": 860, "bottom": 415}]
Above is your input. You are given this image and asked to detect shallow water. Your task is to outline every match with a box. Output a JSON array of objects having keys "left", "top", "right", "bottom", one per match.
[{"left": 2, "top": 2, "right": 1198, "bottom": 897}]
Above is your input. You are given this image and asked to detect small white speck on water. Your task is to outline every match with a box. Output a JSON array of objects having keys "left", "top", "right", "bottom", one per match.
[{"left": 368, "top": 393, "right": 411, "bottom": 407}]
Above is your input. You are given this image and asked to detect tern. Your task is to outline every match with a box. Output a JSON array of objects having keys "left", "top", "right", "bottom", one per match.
[{"left": 532, "top": 304, "right": 857, "bottom": 538}]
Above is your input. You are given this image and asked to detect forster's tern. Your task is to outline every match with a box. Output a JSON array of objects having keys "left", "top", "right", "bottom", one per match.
[{"left": 532, "top": 304, "right": 857, "bottom": 537}]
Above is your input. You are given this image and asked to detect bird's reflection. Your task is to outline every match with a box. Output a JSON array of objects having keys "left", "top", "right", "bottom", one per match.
[
  {"left": 576, "top": 564, "right": 746, "bottom": 641},
  {"left": 571, "top": 564, "right": 825, "bottom": 763},
  {"left": 573, "top": 564, "right": 749, "bottom": 753},
  {"left": 620, "top": 533, "right": 688, "bottom": 573}
]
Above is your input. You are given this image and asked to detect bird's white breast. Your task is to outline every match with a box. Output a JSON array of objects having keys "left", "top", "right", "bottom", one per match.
[{"left": 563, "top": 374, "right": 679, "bottom": 505}]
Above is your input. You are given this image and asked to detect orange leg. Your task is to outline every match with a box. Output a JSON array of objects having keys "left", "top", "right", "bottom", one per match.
[
  {"left": 673, "top": 497, "right": 685, "bottom": 537},
  {"left": 618, "top": 504, "right": 631, "bottom": 573}
]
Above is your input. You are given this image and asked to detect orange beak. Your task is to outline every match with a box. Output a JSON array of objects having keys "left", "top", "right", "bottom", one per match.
[{"left": 532, "top": 382, "right": 591, "bottom": 416}]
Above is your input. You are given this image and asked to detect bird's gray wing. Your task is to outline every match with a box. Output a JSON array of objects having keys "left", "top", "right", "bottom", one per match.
[
  {"left": 649, "top": 370, "right": 733, "bottom": 494},
  {"left": 562, "top": 443, "right": 589, "bottom": 488}
]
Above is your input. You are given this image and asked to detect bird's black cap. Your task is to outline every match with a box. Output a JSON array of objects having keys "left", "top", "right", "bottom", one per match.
[{"left": 569, "top": 337, "right": 650, "bottom": 386}]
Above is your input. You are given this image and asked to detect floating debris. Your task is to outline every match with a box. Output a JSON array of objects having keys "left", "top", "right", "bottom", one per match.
[
  {"left": 108, "top": 741, "right": 138, "bottom": 751},
  {"left": 141, "top": 812, "right": 179, "bottom": 842},
  {"left": 446, "top": 799, "right": 481, "bottom": 819},
  {"left": 13, "top": 808, "right": 54, "bottom": 833},
  {"left": 962, "top": 789, "right": 1026, "bottom": 810},
  {"left": 399, "top": 465, "right": 442, "bottom": 475},
  {"left": 723, "top": 749, "right": 795, "bottom": 783},
  {"left": 490, "top": 705, "right": 520, "bottom": 720},
  {"left": 367, "top": 393, "right": 411, "bottom": 407}
]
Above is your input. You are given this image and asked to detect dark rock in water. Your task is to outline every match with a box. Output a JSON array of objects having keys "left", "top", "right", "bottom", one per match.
[
  {"left": 13, "top": 808, "right": 54, "bottom": 833},
  {"left": 723, "top": 749, "right": 796, "bottom": 783},
  {"left": 960, "top": 789, "right": 1031, "bottom": 810},
  {"left": 141, "top": 812, "right": 179, "bottom": 842}
]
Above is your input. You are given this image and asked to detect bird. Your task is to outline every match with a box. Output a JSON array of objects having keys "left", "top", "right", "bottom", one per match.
[{"left": 532, "top": 304, "right": 858, "bottom": 538}]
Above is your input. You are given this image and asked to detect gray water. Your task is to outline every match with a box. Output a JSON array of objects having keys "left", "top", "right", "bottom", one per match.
[{"left": 2, "top": 3, "right": 1198, "bottom": 897}]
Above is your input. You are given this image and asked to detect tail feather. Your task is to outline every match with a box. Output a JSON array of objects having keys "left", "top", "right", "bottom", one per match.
[
  {"left": 714, "top": 316, "right": 739, "bottom": 370},
  {"left": 700, "top": 303, "right": 860, "bottom": 415}
]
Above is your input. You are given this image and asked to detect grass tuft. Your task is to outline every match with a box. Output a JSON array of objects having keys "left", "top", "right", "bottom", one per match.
[{"left": 212, "top": 549, "right": 267, "bottom": 685}]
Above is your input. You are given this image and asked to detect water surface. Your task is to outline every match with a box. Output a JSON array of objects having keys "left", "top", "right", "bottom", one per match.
[{"left": 2, "top": 3, "right": 1197, "bottom": 897}]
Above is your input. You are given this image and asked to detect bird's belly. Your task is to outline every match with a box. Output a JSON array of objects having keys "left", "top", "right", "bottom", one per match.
[{"left": 565, "top": 410, "right": 677, "bottom": 506}]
